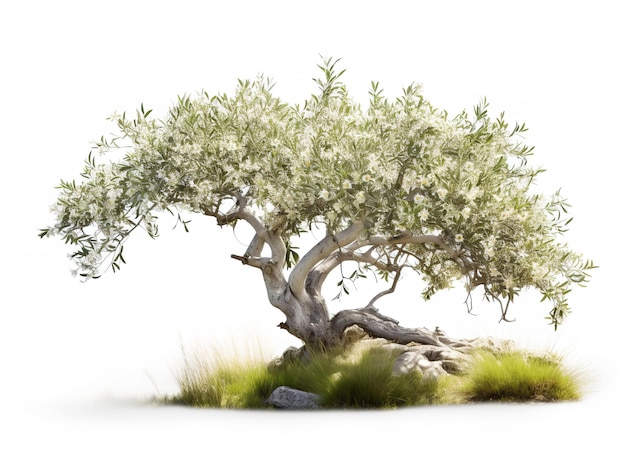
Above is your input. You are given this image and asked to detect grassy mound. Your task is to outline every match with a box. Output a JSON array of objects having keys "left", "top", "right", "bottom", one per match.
[
  {"left": 166, "top": 341, "right": 584, "bottom": 409},
  {"left": 459, "top": 350, "right": 583, "bottom": 402}
]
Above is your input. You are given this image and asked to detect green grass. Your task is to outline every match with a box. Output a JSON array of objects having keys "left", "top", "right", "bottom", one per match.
[
  {"left": 171, "top": 340, "right": 275, "bottom": 408},
  {"left": 322, "top": 348, "right": 441, "bottom": 408},
  {"left": 459, "top": 350, "right": 584, "bottom": 402},
  {"left": 165, "top": 341, "right": 585, "bottom": 409}
]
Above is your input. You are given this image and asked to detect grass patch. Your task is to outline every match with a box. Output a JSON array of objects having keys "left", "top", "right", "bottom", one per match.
[
  {"left": 320, "top": 348, "right": 440, "bottom": 408},
  {"left": 166, "top": 341, "right": 585, "bottom": 409},
  {"left": 460, "top": 350, "right": 583, "bottom": 402},
  {"left": 171, "top": 340, "right": 275, "bottom": 408}
]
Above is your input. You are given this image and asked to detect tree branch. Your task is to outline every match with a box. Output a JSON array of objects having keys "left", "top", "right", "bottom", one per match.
[
  {"left": 365, "top": 264, "right": 404, "bottom": 309},
  {"left": 202, "top": 196, "right": 286, "bottom": 269},
  {"left": 289, "top": 221, "right": 364, "bottom": 299},
  {"left": 306, "top": 232, "right": 458, "bottom": 298},
  {"left": 244, "top": 234, "right": 265, "bottom": 259}
]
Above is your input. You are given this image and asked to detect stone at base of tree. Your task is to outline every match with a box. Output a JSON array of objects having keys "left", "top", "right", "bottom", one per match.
[
  {"left": 267, "top": 333, "right": 517, "bottom": 395},
  {"left": 265, "top": 386, "right": 322, "bottom": 409},
  {"left": 392, "top": 350, "right": 449, "bottom": 379},
  {"left": 267, "top": 346, "right": 302, "bottom": 371}
]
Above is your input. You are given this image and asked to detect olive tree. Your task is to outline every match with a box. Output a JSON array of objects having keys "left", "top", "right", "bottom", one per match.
[{"left": 40, "top": 59, "right": 595, "bottom": 348}]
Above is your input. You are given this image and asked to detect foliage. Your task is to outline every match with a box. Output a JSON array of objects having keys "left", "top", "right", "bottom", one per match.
[
  {"left": 168, "top": 341, "right": 584, "bottom": 408},
  {"left": 40, "top": 57, "right": 595, "bottom": 328}
]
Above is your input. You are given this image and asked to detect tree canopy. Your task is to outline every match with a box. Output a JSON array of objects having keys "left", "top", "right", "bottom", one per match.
[{"left": 40, "top": 58, "right": 594, "bottom": 335}]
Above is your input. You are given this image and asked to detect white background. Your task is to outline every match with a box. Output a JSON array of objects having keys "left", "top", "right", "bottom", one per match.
[{"left": 1, "top": 1, "right": 623, "bottom": 469}]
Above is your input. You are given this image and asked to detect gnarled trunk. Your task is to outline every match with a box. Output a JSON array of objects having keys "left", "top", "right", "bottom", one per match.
[
  {"left": 273, "top": 289, "right": 453, "bottom": 350},
  {"left": 258, "top": 238, "right": 454, "bottom": 349},
  {"left": 330, "top": 307, "right": 449, "bottom": 348},
  {"left": 259, "top": 257, "right": 335, "bottom": 346},
  {"left": 277, "top": 297, "right": 333, "bottom": 346},
  {"left": 225, "top": 208, "right": 464, "bottom": 350}
]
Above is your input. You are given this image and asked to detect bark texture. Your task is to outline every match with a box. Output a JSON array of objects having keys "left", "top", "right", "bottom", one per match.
[{"left": 330, "top": 307, "right": 449, "bottom": 347}]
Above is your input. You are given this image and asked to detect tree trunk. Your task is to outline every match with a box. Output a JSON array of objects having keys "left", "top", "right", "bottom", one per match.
[
  {"left": 275, "top": 294, "right": 458, "bottom": 351},
  {"left": 272, "top": 302, "right": 486, "bottom": 379},
  {"left": 228, "top": 213, "right": 463, "bottom": 351},
  {"left": 255, "top": 251, "right": 461, "bottom": 350},
  {"left": 259, "top": 260, "right": 336, "bottom": 346},
  {"left": 330, "top": 308, "right": 448, "bottom": 347}
]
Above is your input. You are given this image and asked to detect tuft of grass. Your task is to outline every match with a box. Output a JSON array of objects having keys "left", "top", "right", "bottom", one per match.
[
  {"left": 167, "top": 340, "right": 586, "bottom": 408},
  {"left": 320, "top": 347, "right": 440, "bottom": 408},
  {"left": 460, "top": 350, "right": 584, "bottom": 402},
  {"left": 172, "top": 339, "right": 276, "bottom": 408}
]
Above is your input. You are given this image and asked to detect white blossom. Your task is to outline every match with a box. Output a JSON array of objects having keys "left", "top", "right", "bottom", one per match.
[
  {"left": 464, "top": 186, "right": 482, "bottom": 202},
  {"left": 354, "top": 191, "right": 366, "bottom": 206},
  {"left": 420, "top": 176, "right": 432, "bottom": 187}
]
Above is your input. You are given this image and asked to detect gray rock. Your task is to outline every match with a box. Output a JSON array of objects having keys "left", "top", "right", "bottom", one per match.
[
  {"left": 265, "top": 386, "right": 321, "bottom": 409},
  {"left": 393, "top": 350, "right": 450, "bottom": 379},
  {"left": 392, "top": 351, "right": 427, "bottom": 376},
  {"left": 268, "top": 346, "right": 304, "bottom": 371},
  {"left": 437, "top": 349, "right": 471, "bottom": 373},
  {"left": 422, "top": 363, "right": 448, "bottom": 380},
  {"left": 469, "top": 337, "right": 515, "bottom": 353}
]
